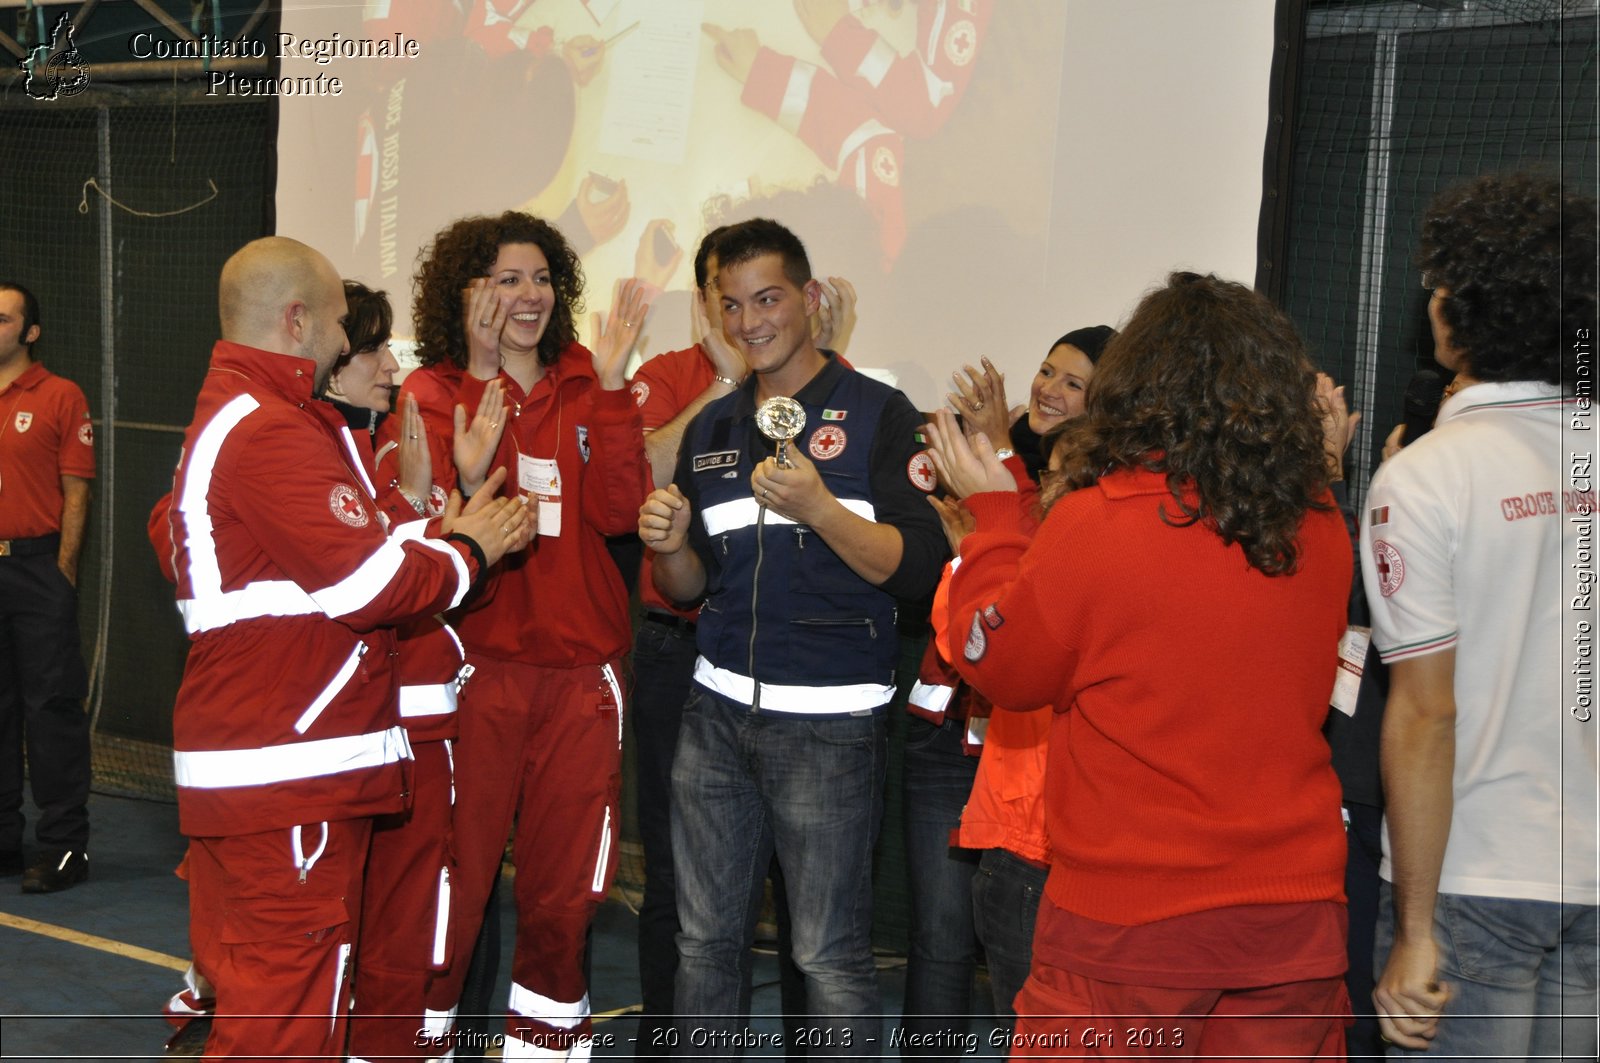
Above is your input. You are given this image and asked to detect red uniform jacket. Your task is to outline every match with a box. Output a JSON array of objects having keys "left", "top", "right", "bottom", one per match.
[
  {"left": 163, "top": 341, "right": 477, "bottom": 837},
  {"left": 399, "top": 341, "right": 649, "bottom": 667}
]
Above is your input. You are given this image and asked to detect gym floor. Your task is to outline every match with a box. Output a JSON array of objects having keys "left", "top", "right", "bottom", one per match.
[{"left": 0, "top": 793, "right": 923, "bottom": 1061}]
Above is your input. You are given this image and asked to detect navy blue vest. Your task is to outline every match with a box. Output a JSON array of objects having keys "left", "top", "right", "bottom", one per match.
[{"left": 683, "top": 363, "right": 900, "bottom": 708}]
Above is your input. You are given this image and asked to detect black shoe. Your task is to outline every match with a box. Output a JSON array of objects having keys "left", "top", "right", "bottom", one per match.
[
  {"left": 0, "top": 850, "right": 22, "bottom": 877},
  {"left": 21, "top": 849, "right": 88, "bottom": 893}
]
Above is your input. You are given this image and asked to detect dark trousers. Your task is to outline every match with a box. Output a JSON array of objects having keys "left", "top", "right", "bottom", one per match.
[
  {"left": 0, "top": 547, "right": 90, "bottom": 854},
  {"left": 632, "top": 615, "right": 806, "bottom": 1056},
  {"left": 901, "top": 715, "right": 981, "bottom": 1059}
]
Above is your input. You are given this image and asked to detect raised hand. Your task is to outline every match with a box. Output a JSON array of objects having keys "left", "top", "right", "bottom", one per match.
[
  {"left": 590, "top": 277, "right": 650, "bottom": 390},
  {"left": 923, "top": 408, "right": 1017, "bottom": 500},
  {"left": 453, "top": 380, "right": 508, "bottom": 497},
  {"left": 396, "top": 393, "right": 435, "bottom": 509},
  {"left": 947, "top": 357, "right": 1012, "bottom": 449}
]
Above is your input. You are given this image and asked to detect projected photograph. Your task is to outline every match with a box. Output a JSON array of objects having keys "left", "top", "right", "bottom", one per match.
[{"left": 279, "top": 0, "right": 1067, "bottom": 404}]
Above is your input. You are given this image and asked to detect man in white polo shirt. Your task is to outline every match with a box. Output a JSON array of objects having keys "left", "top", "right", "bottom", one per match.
[{"left": 1361, "top": 173, "right": 1597, "bottom": 1056}]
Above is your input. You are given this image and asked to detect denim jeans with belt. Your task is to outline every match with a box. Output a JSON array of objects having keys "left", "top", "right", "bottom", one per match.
[
  {"left": 1374, "top": 880, "right": 1599, "bottom": 1060},
  {"left": 672, "top": 684, "right": 887, "bottom": 1060},
  {"left": 971, "top": 847, "right": 1048, "bottom": 1024},
  {"left": 901, "top": 714, "right": 981, "bottom": 1057}
]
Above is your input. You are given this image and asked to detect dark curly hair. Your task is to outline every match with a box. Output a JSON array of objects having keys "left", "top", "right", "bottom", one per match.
[
  {"left": 1420, "top": 173, "right": 1597, "bottom": 386},
  {"left": 412, "top": 211, "right": 585, "bottom": 370},
  {"left": 1053, "top": 272, "right": 1330, "bottom": 576}
]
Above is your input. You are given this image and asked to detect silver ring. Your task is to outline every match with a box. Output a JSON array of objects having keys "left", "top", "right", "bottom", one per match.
[
  {"left": 490, "top": 421, "right": 499, "bottom": 429},
  {"left": 479, "top": 318, "right": 491, "bottom": 327},
  {"left": 970, "top": 400, "right": 985, "bottom": 411}
]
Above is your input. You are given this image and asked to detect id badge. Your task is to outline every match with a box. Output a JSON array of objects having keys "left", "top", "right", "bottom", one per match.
[
  {"left": 1329, "top": 625, "right": 1370, "bottom": 717},
  {"left": 517, "top": 453, "right": 562, "bottom": 537}
]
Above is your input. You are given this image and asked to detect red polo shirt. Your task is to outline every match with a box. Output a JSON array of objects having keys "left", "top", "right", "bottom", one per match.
[{"left": 0, "top": 361, "right": 95, "bottom": 538}]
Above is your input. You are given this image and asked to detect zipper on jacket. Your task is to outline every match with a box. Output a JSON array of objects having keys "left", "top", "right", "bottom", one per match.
[
  {"left": 748, "top": 507, "right": 766, "bottom": 714},
  {"left": 794, "top": 617, "right": 878, "bottom": 639}
]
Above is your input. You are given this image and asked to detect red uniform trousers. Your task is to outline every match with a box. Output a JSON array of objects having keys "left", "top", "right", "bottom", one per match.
[
  {"left": 348, "top": 739, "right": 457, "bottom": 1062},
  {"left": 187, "top": 817, "right": 372, "bottom": 1062},
  {"left": 1011, "top": 964, "right": 1348, "bottom": 1060},
  {"left": 430, "top": 656, "right": 623, "bottom": 1055}
]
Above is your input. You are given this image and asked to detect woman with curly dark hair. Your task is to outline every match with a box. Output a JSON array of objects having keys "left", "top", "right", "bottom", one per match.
[
  {"left": 924, "top": 272, "right": 1353, "bottom": 1056},
  {"left": 393, "top": 211, "right": 651, "bottom": 1060}
]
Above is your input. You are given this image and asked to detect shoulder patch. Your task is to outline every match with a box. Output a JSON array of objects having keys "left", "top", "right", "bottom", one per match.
[
  {"left": 630, "top": 380, "right": 650, "bottom": 408},
  {"left": 1372, "top": 539, "right": 1404, "bottom": 597},
  {"left": 693, "top": 450, "right": 739, "bottom": 473},
  {"left": 982, "top": 604, "right": 1005, "bottom": 630},
  {"left": 906, "top": 450, "right": 936, "bottom": 493},
  {"left": 329, "top": 484, "right": 371, "bottom": 529},
  {"left": 963, "top": 610, "right": 987, "bottom": 662},
  {"left": 944, "top": 19, "right": 978, "bottom": 67},
  {"left": 77, "top": 422, "right": 94, "bottom": 446},
  {"left": 427, "top": 484, "right": 448, "bottom": 517}
]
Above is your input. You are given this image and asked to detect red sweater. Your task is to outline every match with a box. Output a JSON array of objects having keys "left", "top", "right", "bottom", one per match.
[
  {"left": 946, "top": 468, "right": 1350, "bottom": 925},
  {"left": 399, "top": 342, "right": 649, "bottom": 667}
]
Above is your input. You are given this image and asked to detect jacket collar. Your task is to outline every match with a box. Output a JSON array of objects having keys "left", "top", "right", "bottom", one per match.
[
  {"left": 730, "top": 350, "right": 844, "bottom": 420},
  {"left": 1437, "top": 379, "right": 1565, "bottom": 424},
  {"left": 209, "top": 340, "right": 318, "bottom": 406}
]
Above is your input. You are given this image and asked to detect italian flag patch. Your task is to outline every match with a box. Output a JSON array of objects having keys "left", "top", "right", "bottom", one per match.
[{"left": 821, "top": 409, "right": 847, "bottom": 421}]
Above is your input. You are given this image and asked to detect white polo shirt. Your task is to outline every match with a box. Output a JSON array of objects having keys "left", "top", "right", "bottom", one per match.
[{"left": 1360, "top": 380, "right": 1597, "bottom": 905}]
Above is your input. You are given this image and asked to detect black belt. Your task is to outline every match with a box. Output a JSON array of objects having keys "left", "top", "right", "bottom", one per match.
[
  {"left": 0, "top": 533, "right": 59, "bottom": 558},
  {"left": 643, "top": 609, "right": 697, "bottom": 634}
]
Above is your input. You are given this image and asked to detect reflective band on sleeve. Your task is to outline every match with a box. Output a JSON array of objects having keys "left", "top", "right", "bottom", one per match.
[
  {"left": 836, "top": 118, "right": 893, "bottom": 172},
  {"left": 337, "top": 426, "right": 378, "bottom": 499},
  {"left": 908, "top": 680, "right": 955, "bottom": 716},
  {"left": 399, "top": 683, "right": 458, "bottom": 718},
  {"left": 394, "top": 521, "right": 472, "bottom": 609},
  {"left": 178, "top": 579, "right": 321, "bottom": 633},
  {"left": 173, "top": 727, "right": 413, "bottom": 789},
  {"left": 694, "top": 657, "right": 894, "bottom": 715},
  {"left": 294, "top": 642, "right": 366, "bottom": 733},
  {"left": 856, "top": 37, "right": 895, "bottom": 87},
  {"left": 701, "top": 497, "right": 876, "bottom": 537},
  {"left": 177, "top": 395, "right": 261, "bottom": 610},
  {"left": 778, "top": 61, "right": 818, "bottom": 135},
  {"left": 508, "top": 983, "right": 591, "bottom": 1029}
]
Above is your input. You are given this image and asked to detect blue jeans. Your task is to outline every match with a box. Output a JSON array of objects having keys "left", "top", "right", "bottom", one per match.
[
  {"left": 1375, "top": 881, "right": 1599, "bottom": 1060},
  {"left": 971, "top": 847, "right": 1047, "bottom": 1024},
  {"left": 901, "top": 715, "right": 981, "bottom": 1057},
  {"left": 673, "top": 685, "right": 886, "bottom": 1059}
]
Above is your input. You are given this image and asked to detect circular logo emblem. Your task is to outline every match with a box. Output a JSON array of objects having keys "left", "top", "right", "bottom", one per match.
[
  {"left": 808, "top": 424, "right": 847, "bottom": 461},
  {"left": 630, "top": 379, "right": 650, "bottom": 408},
  {"left": 77, "top": 422, "right": 93, "bottom": 446},
  {"left": 906, "top": 450, "right": 936, "bottom": 492},
  {"left": 329, "top": 484, "right": 371, "bottom": 528},
  {"left": 944, "top": 19, "right": 978, "bottom": 67},
  {"left": 1372, "top": 539, "right": 1405, "bottom": 597},
  {"left": 427, "top": 484, "right": 448, "bottom": 517},
  {"left": 962, "top": 610, "right": 987, "bottom": 662},
  {"left": 872, "top": 145, "right": 900, "bottom": 187}
]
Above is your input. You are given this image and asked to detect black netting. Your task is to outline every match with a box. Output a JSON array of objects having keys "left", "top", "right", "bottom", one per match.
[
  {"left": 1281, "top": 0, "right": 1598, "bottom": 502},
  {"left": 1, "top": 87, "right": 273, "bottom": 800}
]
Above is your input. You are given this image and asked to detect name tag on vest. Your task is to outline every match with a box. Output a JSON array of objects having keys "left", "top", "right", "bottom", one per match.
[{"left": 693, "top": 450, "right": 739, "bottom": 473}]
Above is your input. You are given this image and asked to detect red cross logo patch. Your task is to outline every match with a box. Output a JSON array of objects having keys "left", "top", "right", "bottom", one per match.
[
  {"left": 14, "top": 411, "right": 32, "bottom": 433},
  {"left": 329, "top": 483, "right": 371, "bottom": 529},
  {"left": 944, "top": 20, "right": 978, "bottom": 68},
  {"left": 809, "top": 424, "right": 847, "bottom": 461},
  {"left": 906, "top": 451, "right": 936, "bottom": 493},
  {"left": 871, "top": 145, "right": 900, "bottom": 187},
  {"left": 1372, "top": 539, "right": 1404, "bottom": 597},
  {"left": 630, "top": 380, "right": 650, "bottom": 408}
]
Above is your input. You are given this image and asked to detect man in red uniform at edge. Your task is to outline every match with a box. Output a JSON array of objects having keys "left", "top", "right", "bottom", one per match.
[
  {"left": 162, "top": 237, "right": 530, "bottom": 1061},
  {"left": 400, "top": 212, "right": 651, "bottom": 1060},
  {"left": 0, "top": 282, "right": 95, "bottom": 893},
  {"left": 924, "top": 273, "right": 1352, "bottom": 1057}
]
